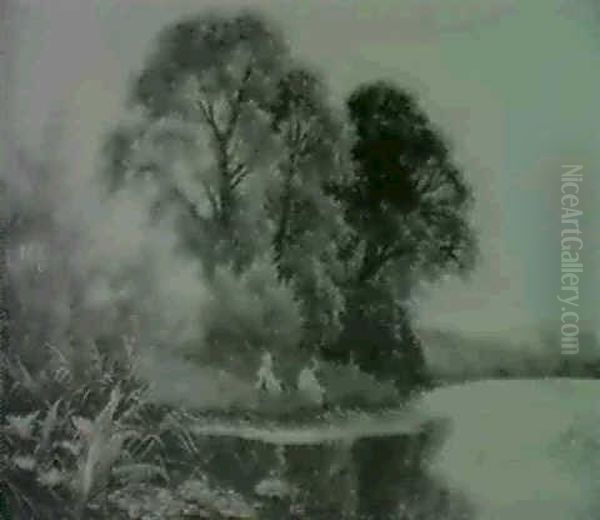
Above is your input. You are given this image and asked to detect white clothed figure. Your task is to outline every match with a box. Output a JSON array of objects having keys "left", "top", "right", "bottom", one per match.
[
  {"left": 255, "top": 351, "right": 282, "bottom": 396},
  {"left": 297, "top": 357, "right": 325, "bottom": 406}
]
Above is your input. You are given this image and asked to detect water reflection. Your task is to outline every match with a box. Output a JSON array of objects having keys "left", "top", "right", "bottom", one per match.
[{"left": 200, "top": 418, "right": 474, "bottom": 518}]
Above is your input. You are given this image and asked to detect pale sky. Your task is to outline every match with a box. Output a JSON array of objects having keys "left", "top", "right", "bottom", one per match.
[{"left": 7, "top": 0, "right": 599, "bottom": 339}]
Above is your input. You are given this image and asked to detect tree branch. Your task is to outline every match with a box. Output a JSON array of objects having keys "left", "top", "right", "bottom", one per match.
[
  {"left": 224, "top": 66, "right": 253, "bottom": 143},
  {"left": 200, "top": 178, "right": 220, "bottom": 217},
  {"left": 230, "top": 163, "right": 249, "bottom": 189},
  {"left": 357, "top": 240, "right": 409, "bottom": 283},
  {"left": 273, "top": 159, "right": 297, "bottom": 269},
  {"left": 197, "top": 98, "right": 224, "bottom": 145}
]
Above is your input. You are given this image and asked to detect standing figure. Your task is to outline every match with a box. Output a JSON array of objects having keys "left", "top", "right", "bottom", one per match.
[
  {"left": 297, "top": 357, "right": 325, "bottom": 407},
  {"left": 255, "top": 350, "right": 283, "bottom": 396}
]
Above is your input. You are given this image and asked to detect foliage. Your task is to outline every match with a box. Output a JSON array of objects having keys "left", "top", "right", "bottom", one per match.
[
  {"left": 342, "top": 81, "right": 476, "bottom": 285},
  {"left": 318, "top": 360, "right": 400, "bottom": 409},
  {"left": 265, "top": 66, "right": 354, "bottom": 349},
  {"left": 100, "top": 12, "right": 481, "bottom": 395},
  {"left": 0, "top": 341, "right": 275, "bottom": 519},
  {"left": 1, "top": 342, "right": 165, "bottom": 519},
  {"left": 320, "top": 81, "right": 477, "bottom": 390},
  {"left": 198, "top": 256, "right": 303, "bottom": 377}
]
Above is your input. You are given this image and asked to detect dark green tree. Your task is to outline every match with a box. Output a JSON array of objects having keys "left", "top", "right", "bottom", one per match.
[
  {"left": 344, "top": 81, "right": 476, "bottom": 284},
  {"left": 327, "top": 81, "right": 477, "bottom": 391}
]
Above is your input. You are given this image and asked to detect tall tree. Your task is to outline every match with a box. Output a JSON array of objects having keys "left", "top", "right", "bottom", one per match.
[
  {"left": 102, "top": 12, "right": 352, "bottom": 372},
  {"left": 327, "top": 81, "right": 477, "bottom": 390},
  {"left": 265, "top": 67, "right": 353, "bottom": 349},
  {"left": 343, "top": 81, "right": 476, "bottom": 286},
  {"left": 105, "top": 12, "right": 290, "bottom": 269}
]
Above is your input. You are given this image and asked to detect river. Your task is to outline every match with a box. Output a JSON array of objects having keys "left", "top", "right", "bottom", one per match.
[{"left": 184, "top": 378, "right": 600, "bottom": 518}]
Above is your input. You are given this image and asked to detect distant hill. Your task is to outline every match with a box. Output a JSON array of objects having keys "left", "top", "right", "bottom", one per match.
[{"left": 417, "top": 325, "right": 600, "bottom": 383}]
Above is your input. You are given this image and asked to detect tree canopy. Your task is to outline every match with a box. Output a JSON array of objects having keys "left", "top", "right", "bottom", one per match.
[
  {"left": 102, "top": 12, "right": 477, "bottom": 393},
  {"left": 343, "top": 81, "right": 476, "bottom": 287}
]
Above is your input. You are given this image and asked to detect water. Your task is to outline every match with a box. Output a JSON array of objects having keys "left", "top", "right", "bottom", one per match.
[
  {"left": 184, "top": 379, "right": 600, "bottom": 518},
  {"left": 191, "top": 411, "right": 474, "bottom": 518}
]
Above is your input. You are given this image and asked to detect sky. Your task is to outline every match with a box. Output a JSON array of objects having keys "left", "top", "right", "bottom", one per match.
[{"left": 6, "top": 0, "right": 599, "bottom": 342}]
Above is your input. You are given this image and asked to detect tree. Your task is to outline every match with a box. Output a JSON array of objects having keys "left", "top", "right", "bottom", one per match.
[
  {"left": 343, "top": 81, "right": 476, "bottom": 286},
  {"left": 265, "top": 67, "right": 353, "bottom": 349},
  {"left": 105, "top": 12, "right": 290, "bottom": 269},
  {"left": 102, "top": 12, "right": 352, "bottom": 372},
  {"left": 326, "top": 81, "right": 477, "bottom": 390},
  {"left": 332, "top": 277, "right": 430, "bottom": 393},
  {"left": 102, "top": 15, "right": 477, "bottom": 394}
]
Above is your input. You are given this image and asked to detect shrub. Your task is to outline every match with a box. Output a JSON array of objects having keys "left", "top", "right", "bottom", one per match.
[{"left": 1, "top": 343, "right": 168, "bottom": 519}]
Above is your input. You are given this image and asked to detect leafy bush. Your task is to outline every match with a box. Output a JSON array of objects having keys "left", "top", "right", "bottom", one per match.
[
  {"left": 1, "top": 343, "right": 168, "bottom": 519},
  {"left": 319, "top": 360, "right": 401, "bottom": 410}
]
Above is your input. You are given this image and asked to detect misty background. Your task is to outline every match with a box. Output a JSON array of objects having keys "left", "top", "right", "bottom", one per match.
[
  {"left": 3, "top": 0, "right": 599, "bottom": 372},
  {"left": 2, "top": 3, "right": 600, "bottom": 519}
]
